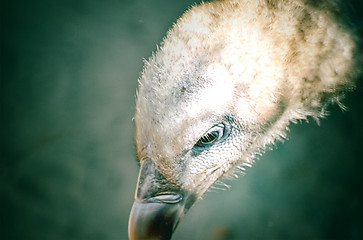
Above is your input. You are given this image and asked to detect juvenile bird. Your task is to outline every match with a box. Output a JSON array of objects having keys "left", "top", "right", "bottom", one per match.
[{"left": 128, "top": 0, "right": 361, "bottom": 239}]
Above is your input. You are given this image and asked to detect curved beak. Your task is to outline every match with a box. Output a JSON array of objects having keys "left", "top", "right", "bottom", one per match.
[{"left": 128, "top": 159, "right": 196, "bottom": 240}]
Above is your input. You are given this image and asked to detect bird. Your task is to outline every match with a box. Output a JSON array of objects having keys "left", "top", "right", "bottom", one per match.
[{"left": 128, "top": 0, "right": 361, "bottom": 239}]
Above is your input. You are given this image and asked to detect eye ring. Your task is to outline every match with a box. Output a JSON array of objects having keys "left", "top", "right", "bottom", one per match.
[{"left": 194, "top": 123, "right": 225, "bottom": 148}]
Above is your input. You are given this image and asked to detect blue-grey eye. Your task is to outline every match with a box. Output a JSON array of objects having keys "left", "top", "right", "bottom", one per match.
[{"left": 195, "top": 123, "right": 225, "bottom": 148}]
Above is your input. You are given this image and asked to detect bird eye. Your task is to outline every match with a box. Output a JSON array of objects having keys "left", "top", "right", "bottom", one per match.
[{"left": 194, "top": 123, "right": 225, "bottom": 148}]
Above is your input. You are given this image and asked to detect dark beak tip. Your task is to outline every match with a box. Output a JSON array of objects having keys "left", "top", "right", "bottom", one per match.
[
  {"left": 128, "top": 159, "right": 197, "bottom": 240},
  {"left": 128, "top": 201, "right": 182, "bottom": 240}
]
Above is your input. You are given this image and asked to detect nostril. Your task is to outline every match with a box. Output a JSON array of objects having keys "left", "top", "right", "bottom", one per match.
[{"left": 148, "top": 193, "right": 183, "bottom": 204}]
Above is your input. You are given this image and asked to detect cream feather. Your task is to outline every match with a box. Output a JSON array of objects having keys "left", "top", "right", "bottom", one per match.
[{"left": 134, "top": 0, "right": 360, "bottom": 196}]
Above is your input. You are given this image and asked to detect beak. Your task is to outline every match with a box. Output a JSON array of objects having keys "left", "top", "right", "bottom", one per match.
[{"left": 128, "top": 158, "right": 196, "bottom": 240}]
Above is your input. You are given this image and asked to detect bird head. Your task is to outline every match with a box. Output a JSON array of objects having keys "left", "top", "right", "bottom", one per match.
[{"left": 128, "top": 1, "right": 359, "bottom": 239}]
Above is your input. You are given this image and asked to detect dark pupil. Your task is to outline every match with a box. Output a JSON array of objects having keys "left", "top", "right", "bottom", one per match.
[{"left": 196, "top": 131, "right": 219, "bottom": 146}]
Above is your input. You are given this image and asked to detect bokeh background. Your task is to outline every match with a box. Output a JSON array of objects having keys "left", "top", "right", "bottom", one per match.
[{"left": 1, "top": 0, "right": 362, "bottom": 239}]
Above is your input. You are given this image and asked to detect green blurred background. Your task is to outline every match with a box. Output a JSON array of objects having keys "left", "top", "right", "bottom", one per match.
[{"left": 1, "top": 0, "right": 362, "bottom": 239}]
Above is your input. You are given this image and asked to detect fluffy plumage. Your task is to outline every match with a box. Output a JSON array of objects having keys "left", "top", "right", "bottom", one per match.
[{"left": 134, "top": 0, "right": 360, "bottom": 197}]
